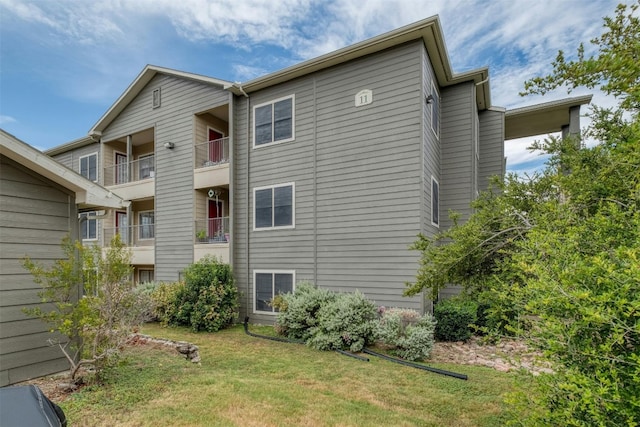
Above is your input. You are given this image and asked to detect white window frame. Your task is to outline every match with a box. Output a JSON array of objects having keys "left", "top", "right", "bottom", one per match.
[
  {"left": 152, "top": 87, "right": 161, "bottom": 108},
  {"left": 252, "top": 94, "right": 295, "bottom": 148},
  {"left": 138, "top": 153, "right": 155, "bottom": 180},
  {"left": 431, "top": 176, "right": 439, "bottom": 227},
  {"left": 430, "top": 82, "right": 440, "bottom": 138},
  {"left": 253, "top": 270, "right": 296, "bottom": 314},
  {"left": 138, "top": 269, "right": 154, "bottom": 284},
  {"left": 79, "top": 211, "right": 98, "bottom": 241},
  {"left": 138, "top": 210, "right": 155, "bottom": 240},
  {"left": 253, "top": 182, "right": 295, "bottom": 231},
  {"left": 79, "top": 153, "right": 98, "bottom": 182}
]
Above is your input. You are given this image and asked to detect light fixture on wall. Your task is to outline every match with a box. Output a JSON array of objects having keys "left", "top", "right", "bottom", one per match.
[
  {"left": 425, "top": 94, "right": 434, "bottom": 104},
  {"left": 163, "top": 142, "right": 175, "bottom": 149}
]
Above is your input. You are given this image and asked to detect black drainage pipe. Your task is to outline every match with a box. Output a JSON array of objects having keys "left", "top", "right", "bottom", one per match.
[
  {"left": 243, "top": 317, "right": 368, "bottom": 361},
  {"left": 362, "top": 348, "right": 468, "bottom": 380}
]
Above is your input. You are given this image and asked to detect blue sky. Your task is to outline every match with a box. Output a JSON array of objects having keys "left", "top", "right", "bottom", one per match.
[{"left": 0, "top": 0, "right": 624, "bottom": 174}]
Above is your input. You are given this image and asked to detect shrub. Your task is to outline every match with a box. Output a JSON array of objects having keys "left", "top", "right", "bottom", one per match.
[
  {"left": 307, "top": 290, "right": 377, "bottom": 352},
  {"left": 149, "top": 281, "right": 185, "bottom": 325},
  {"left": 274, "top": 282, "right": 335, "bottom": 340},
  {"left": 173, "top": 256, "right": 238, "bottom": 332},
  {"left": 375, "top": 307, "right": 436, "bottom": 361},
  {"left": 434, "top": 298, "right": 477, "bottom": 342}
]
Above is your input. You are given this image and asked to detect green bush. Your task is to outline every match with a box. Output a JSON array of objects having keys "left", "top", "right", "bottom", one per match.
[
  {"left": 173, "top": 256, "right": 238, "bottom": 332},
  {"left": 375, "top": 308, "right": 436, "bottom": 361},
  {"left": 274, "top": 282, "right": 335, "bottom": 340},
  {"left": 149, "top": 281, "right": 185, "bottom": 325},
  {"left": 434, "top": 298, "right": 477, "bottom": 342},
  {"left": 307, "top": 290, "right": 377, "bottom": 352}
]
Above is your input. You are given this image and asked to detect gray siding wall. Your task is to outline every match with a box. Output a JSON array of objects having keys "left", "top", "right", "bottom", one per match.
[
  {"left": 421, "top": 44, "right": 441, "bottom": 238},
  {"left": 0, "top": 156, "right": 76, "bottom": 386},
  {"left": 51, "top": 143, "right": 101, "bottom": 183},
  {"left": 440, "top": 81, "right": 476, "bottom": 229},
  {"left": 478, "top": 109, "right": 505, "bottom": 190},
  {"left": 102, "top": 74, "right": 229, "bottom": 281},
  {"left": 235, "top": 41, "right": 425, "bottom": 323}
]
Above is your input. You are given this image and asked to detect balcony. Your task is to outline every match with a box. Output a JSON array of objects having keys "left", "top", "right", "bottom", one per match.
[
  {"left": 194, "top": 138, "right": 230, "bottom": 190},
  {"left": 194, "top": 217, "right": 229, "bottom": 244},
  {"left": 104, "top": 155, "right": 155, "bottom": 200},
  {"left": 195, "top": 138, "right": 229, "bottom": 169},
  {"left": 103, "top": 224, "right": 154, "bottom": 265}
]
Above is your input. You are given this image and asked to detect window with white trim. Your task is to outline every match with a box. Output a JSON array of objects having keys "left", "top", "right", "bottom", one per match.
[
  {"left": 431, "top": 177, "right": 439, "bottom": 227},
  {"left": 79, "top": 153, "right": 98, "bottom": 182},
  {"left": 430, "top": 83, "right": 440, "bottom": 138},
  {"left": 80, "top": 211, "right": 97, "bottom": 240},
  {"left": 254, "top": 270, "right": 295, "bottom": 313},
  {"left": 139, "top": 269, "right": 154, "bottom": 283},
  {"left": 254, "top": 183, "right": 294, "bottom": 230},
  {"left": 138, "top": 154, "right": 154, "bottom": 179},
  {"left": 139, "top": 211, "right": 155, "bottom": 239},
  {"left": 253, "top": 95, "right": 294, "bottom": 147}
]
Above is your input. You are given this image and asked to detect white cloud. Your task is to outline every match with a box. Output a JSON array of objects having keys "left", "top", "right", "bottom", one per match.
[{"left": 0, "top": 115, "right": 17, "bottom": 125}]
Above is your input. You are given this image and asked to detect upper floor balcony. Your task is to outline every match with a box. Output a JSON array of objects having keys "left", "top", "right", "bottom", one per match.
[
  {"left": 194, "top": 138, "right": 229, "bottom": 189},
  {"left": 104, "top": 155, "right": 155, "bottom": 200},
  {"left": 103, "top": 224, "right": 154, "bottom": 265}
]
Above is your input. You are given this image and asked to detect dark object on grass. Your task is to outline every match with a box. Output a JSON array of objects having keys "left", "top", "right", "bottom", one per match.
[
  {"left": 0, "top": 384, "right": 67, "bottom": 427},
  {"left": 362, "top": 348, "right": 468, "bottom": 380}
]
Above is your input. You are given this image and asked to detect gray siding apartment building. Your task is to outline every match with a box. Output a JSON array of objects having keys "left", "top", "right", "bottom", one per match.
[{"left": 43, "top": 16, "right": 590, "bottom": 325}]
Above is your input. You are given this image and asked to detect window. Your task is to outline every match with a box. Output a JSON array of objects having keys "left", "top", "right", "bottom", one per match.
[
  {"left": 138, "top": 154, "right": 154, "bottom": 179},
  {"left": 253, "top": 95, "right": 294, "bottom": 147},
  {"left": 80, "top": 211, "right": 97, "bottom": 240},
  {"left": 152, "top": 88, "right": 161, "bottom": 108},
  {"left": 79, "top": 154, "right": 98, "bottom": 182},
  {"left": 254, "top": 183, "right": 294, "bottom": 230},
  {"left": 431, "top": 177, "right": 439, "bottom": 227},
  {"left": 430, "top": 83, "right": 440, "bottom": 138},
  {"left": 139, "top": 269, "right": 154, "bottom": 283},
  {"left": 254, "top": 271, "right": 295, "bottom": 313},
  {"left": 139, "top": 211, "right": 155, "bottom": 239}
]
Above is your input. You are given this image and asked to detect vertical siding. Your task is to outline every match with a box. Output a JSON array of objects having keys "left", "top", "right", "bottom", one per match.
[
  {"left": 0, "top": 156, "right": 75, "bottom": 386},
  {"left": 440, "top": 81, "right": 475, "bottom": 228},
  {"left": 234, "top": 42, "right": 426, "bottom": 323},
  {"left": 479, "top": 109, "right": 505, "bottom": 190},
  {"left": 102, "top": 74, "right": 229, "bottom": 281}
]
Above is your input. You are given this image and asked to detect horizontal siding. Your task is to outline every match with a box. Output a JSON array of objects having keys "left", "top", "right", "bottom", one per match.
[
  {"left": 0, "top": 156, "right": 75, "bottom": 386},
  {"left": 50, "top": 143, "right": 100, "bottom": 180},
  {"left": 479, "top": 109, "right": 505, "bottom": 190},
  {"left": 102, "top": 73, "right": 230, "bottom": 281},
  {"left": 233, "top": 41, "right": 426, "bottom": 324},
  {"left": 440, "top": 82, "right": 475, "bottom": 228}
]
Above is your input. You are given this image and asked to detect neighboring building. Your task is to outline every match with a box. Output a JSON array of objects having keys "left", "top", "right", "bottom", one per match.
[
  {"left": 0, "top": 129, "right": 128, "bottom": 386},
  {"left": 44, "top": 16, "right": 591, "bottom": 324}
]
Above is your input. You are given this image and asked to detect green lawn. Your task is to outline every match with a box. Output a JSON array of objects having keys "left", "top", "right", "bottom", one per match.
[{"left": 60, "top": 323, "right": 521, "bottom": 426}]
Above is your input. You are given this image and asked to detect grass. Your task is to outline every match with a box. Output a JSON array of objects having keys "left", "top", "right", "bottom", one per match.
[{"left": 60, "top": 323, "right": 522, "bottom": 426}]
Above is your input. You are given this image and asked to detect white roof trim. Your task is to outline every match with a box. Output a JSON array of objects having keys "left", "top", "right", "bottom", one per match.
[{"left": 0, "top": 129, "right": 129, "bottom": 209}]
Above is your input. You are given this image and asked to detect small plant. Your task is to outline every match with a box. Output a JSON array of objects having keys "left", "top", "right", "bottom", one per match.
[
  {"left": 274, "top": 282, "right": 336, "bottom": 340},
  {"left": 433, "top": 298, "right": 477, "bottom": 342},
  {"left": 196, "top": 229, "right": 207, "bottom": 242},
  {"left": 375, "top": 308, "right": 436, "bottom": 361}
]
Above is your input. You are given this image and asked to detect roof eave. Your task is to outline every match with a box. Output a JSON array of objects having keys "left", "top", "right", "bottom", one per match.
[
  {"left": 1, "top": 129, "right": 129, "bottom": 209},
  {"left": 89, "top": 65, "right": 234, "bottom": 135}
]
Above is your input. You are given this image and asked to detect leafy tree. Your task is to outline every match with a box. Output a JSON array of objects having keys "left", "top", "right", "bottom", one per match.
[
  {"left": 407, "top": 2, "right": 640, "bottom": 425},
  {"left": 23, "top": 234, "right": 146, "bottom": 381}
]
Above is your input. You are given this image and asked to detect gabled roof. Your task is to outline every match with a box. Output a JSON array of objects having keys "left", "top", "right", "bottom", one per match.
[
  {"left": 227, "top": 16, "right": 491, "bottom": 110},
  {"left": 0, "top": 129, "right": 128, "bottom": 209},
  {"left": 89, "top": 65, "right": 234, "bottom": 135},
  {"left": 505, "top": 95, "right": 593, "bottom": 139}
]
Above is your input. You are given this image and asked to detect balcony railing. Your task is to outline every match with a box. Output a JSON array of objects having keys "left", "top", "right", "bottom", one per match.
[
  {"left": 195, "top": 217, "right": 229, "bottom": 244},
  {"left": 195, "top": 138, "right": 229, "bottom": 169},
  {"left": 104, "top": 224, "right": 155, "bottom": 246},
  {"left": 104, "top": 155, "right": 155, "bottom": 186}
]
